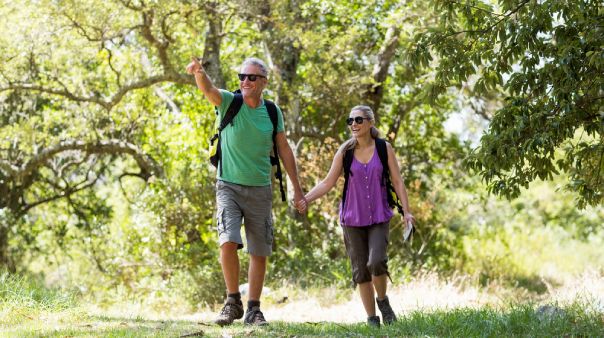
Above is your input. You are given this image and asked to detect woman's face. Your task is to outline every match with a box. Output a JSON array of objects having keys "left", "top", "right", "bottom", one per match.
[{"left": 348, "top": 110, "right": 373, "bottom": 138}]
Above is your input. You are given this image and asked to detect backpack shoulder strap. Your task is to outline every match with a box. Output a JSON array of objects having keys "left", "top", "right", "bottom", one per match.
[
  {"left": 375, "top": 138, "right": 405, "bottom": 215},
  {"left": 265, "top": 99, "right": 278, "bottom": 130},
  {"left": 265, "top": 99, "right": 286, "bottom": 202},
  {"left": 218, "top": 93, "right": 244, "bottom": 131},
  {"left": 215, "top": 93, "right": 244, "bottom": 175},
  {"left": 341, "top": 146, "right": 355, "bottom": 208},
  {"left": 375, "top": 138, "right": 389, "bottom": 185}
]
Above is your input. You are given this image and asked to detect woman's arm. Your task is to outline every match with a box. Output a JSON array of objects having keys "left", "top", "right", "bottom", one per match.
[
  {"left": 304, "top": 144, "right": 346, "bottom": 204},
  {"left": 386, "top": 142, "right": 414, "bottom": 223}
]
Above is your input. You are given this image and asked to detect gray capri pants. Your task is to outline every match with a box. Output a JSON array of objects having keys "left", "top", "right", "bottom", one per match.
[
  {"left": 342, "top": 221, "right": 390, "bottom": 284},
  {"left": 215, "top": 180, "right": 274, "bottom": 256}
]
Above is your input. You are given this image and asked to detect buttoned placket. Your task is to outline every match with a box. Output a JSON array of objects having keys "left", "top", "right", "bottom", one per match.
[{"left": 364, "top": 163, "right": 373, "bottom": 224}]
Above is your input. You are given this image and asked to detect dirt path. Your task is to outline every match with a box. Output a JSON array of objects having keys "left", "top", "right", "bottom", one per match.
[
  {"left": 181, "top": 275, "right": 497, "bottom": 324},
  {"left": 88, "top": 272, "right": 603, "bottom": 325}
]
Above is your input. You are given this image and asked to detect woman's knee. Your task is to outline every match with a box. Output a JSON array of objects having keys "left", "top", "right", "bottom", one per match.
[{"left": 367, "top": 259, "right": 388, "bottom": 277}]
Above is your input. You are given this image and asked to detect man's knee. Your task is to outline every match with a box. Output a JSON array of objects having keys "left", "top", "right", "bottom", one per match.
[
  {"left": 221, "top": 241, "right": 239, "bottom": 249},
  {"left": 367, "top": 259, "right": 388, "bottom": 277}
]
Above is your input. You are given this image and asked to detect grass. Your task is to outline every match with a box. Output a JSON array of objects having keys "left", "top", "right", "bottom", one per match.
[
  {"left": 1, "top": 271, "right": 603, "bottom": 337},
  {"left": 2, "top": 302, "right": 603, "bottom": 337},
  {"left": 0, "top": 272, "right": 76, "bottom": 311},
  {"left": 0, "top": 271, "right": 77, "bottom": 328}
]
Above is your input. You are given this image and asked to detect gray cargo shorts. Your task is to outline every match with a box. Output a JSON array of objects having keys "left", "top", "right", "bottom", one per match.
[
  {"left": 215, "top": 180, "right": 274, "bottom": 256},
  {"left": 342, "top": 221, "right": 390, "bottom": 284}
]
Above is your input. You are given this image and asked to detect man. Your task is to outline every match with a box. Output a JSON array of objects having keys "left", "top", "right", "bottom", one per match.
[{"left": 185, "top": 57, "right": 305, "bottom": 326}]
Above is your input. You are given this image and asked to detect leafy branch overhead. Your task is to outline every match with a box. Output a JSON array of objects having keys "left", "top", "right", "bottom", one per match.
[
  {"left": 410, "top": 0, "right": 603, "bottom": 206},
  {"left": 0, "top": 1, "right": 197, "bottom": 219},
  {"left": 1, "top": 0, "right": 600, "bottom": 280},
  {"left": 0, "top": 139, "right": 162, "bottom": 217}
]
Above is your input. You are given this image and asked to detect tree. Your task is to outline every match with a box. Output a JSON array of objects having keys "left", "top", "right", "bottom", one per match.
[
  {"left": 410, "top": 0, "right": 603, "bottom": 207},
  {"left": 0, "top": 0, "right": 468, "bottom": 292}
]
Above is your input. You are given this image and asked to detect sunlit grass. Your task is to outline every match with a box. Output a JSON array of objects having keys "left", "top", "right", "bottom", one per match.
[
  {"left": 2, "top": 271, "right": 603, "bottom": 337},
  {"left": 0, "top": 272, "right": 76, "bottom": 310},
  {"left": 4, "top": 302, "right": 603, "bottom": 337},
  {"left": 0, "top": 271, "right": 77, "bottom": 327}
]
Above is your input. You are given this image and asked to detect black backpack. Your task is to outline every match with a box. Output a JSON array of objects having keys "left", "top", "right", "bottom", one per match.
[
  {"left": 209, "top": 92, "right": 286, "bottom": 202},
  {"left": 342, "top": 138, "right": 404, "bottom": 215}
]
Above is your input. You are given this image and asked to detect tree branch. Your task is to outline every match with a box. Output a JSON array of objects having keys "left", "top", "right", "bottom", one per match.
[
  {"left": 20, "top": 177, "right": 99, "bottom": 216},
  {"left": 118, "top": 172, "right": 148, "bottom": 204},
  {"left": 365, "top": 24, "right": 402, "bottom": 117},
  {"left": 428, "top": 0, "right": 530, "bottom": 45},
  {"left": 62, "top": 11, "right": 144, "bottom": 43},
  {"left": 0, "top": 84, "right": 112, "bottom": 110},
  {"left": 139, "top": 10, "right": 174, "bottom": 73},
  {"left": 10, "top": 139, "right": 162, "bottom": 183},
  {"left": 0, "top": 161, "right": 18, "bottom": 176},
  {"left": 103, "top": 43, "right": 123, "bottom": 87},
  {"left": 118, "top": 0, "right": 145, "bottom": 11},
  {"left": 0, "top": 73, "right": 194, "bottom": 111},
  {"left": 445, "top": 0, "right": 506, "bottom": 17}
]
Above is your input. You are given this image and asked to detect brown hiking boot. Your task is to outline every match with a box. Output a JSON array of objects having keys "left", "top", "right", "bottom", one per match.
[
  {"left": 214, "top": 298, "right": 244, "bottom": 326},
  {"left": 377, "top": 296, "right": 397, "bottom": 324},
  {"left": 243, "top": 306, "right": 268, "bottom": 326}
]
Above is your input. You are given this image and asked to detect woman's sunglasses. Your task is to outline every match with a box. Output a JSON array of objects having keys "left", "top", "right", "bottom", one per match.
[
  {"left": 238, "top": 73, "right": 266, "bottom": 82},
  {"left": 346, "top": 117, "right": 371, "bottom": 125}
]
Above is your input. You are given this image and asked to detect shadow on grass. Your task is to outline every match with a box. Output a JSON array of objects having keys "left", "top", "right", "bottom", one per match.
[{"left": 4, "top": 303, "right": 603, "bottom": 337}]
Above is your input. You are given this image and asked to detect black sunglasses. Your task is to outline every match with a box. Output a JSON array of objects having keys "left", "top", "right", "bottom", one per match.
[
  {"left": 346, "top": 116, "right": 371, "bottom": 125},
  {"left": 238, "top": 73, "right": 266, "bottom": 82}
]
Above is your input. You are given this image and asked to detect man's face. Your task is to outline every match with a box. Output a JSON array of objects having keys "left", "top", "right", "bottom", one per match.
[{"left": 239, "top": 64, "right": 267, "bottom": 99}]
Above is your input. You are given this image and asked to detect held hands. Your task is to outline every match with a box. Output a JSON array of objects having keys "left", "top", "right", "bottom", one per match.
[
  {"left": 293, "top": 194, "right": 308, "bottom": 214},
  {"left": 186, "top": 57, "right": 202, "bottom": 75}
]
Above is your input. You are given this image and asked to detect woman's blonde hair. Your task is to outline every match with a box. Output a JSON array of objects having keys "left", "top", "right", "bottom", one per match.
[{"left": 343, "top": 105, "right": 380, "bottom": 151}]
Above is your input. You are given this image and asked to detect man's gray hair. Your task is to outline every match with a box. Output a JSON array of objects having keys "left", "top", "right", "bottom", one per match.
[{"left": 241, "top": 57, "right": 269, "bottom": 77}]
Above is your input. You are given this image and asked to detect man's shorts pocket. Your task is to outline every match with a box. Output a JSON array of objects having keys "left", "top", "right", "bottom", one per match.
[
  {"left": 216, "top": 208, "right": 225, "bottom": 235},
  {"left": 265, "top": 216, "right": 274, "bottom": 245}
]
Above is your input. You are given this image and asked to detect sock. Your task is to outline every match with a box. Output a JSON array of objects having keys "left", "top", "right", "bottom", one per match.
[
  {"left": 227, "top": 292, "right": 241, "bottom": 303},
  {"left": 248, "top": 300, "right": 260, "bottom": 311}
]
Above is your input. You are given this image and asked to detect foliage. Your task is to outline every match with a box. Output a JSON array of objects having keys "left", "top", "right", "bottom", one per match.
[
  {"left": 435, "top": 175, "right": 604, "bottom": 291},
  {"left": 410, "top": 0, "right": 604, "bottom": 207},
  {"left": 0, "top": 0, "right": 602, "bottom": 307}
]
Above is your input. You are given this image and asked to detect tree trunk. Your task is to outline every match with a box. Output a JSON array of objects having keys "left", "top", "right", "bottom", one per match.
[
  {"left": 0, "top": 214, "right": 16, "bottom": 272},
  {"left": 364, "top": 25, "right": 401, "bottom": 120},
  {"left": 255, "top": 0, "right": 305, "bottom": 217},
  {"left": 256, "top": 0, "right": 302, "bottom": 138},
  {"left": 202, "top": 4, "right": 226, "bottom": 89},
  {"left": 386, "top": 100, "right": 413, "bottom": 142}
]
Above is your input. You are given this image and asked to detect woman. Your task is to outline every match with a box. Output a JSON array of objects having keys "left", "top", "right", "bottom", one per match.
[{"left": 298, "top": 105, "right": 415, "bottom": 327}]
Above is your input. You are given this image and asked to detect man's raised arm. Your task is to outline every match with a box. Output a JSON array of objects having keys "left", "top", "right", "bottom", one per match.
[{"left": 185, "top": 57, "right": 222, "bottom": 107}]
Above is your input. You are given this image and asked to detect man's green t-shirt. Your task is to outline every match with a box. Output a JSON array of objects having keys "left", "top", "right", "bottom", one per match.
[{"left": 216, "top": 89, "right": 285, "bottom": 186}]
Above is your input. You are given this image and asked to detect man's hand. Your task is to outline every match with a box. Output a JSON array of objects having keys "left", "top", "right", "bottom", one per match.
[
  {"left": 293, "top": 192, "right": 307, "bottom": 214},
  {"left": 186, "top": 57, "right": 202, "bottom": 75}
]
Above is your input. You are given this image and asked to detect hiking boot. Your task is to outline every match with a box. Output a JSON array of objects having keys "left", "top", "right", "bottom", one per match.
[
  {"left": 377, "top": 296, "right": 397, "bottom": 324},
  {"left": 367, "top": 315, "right": 380, "bottom": 327},
  {"left": 214, "top": 298, "right": 244, "bottom": 326},
  {"left": 244, "top": 306, "right": 268, "bottom": 326}
]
